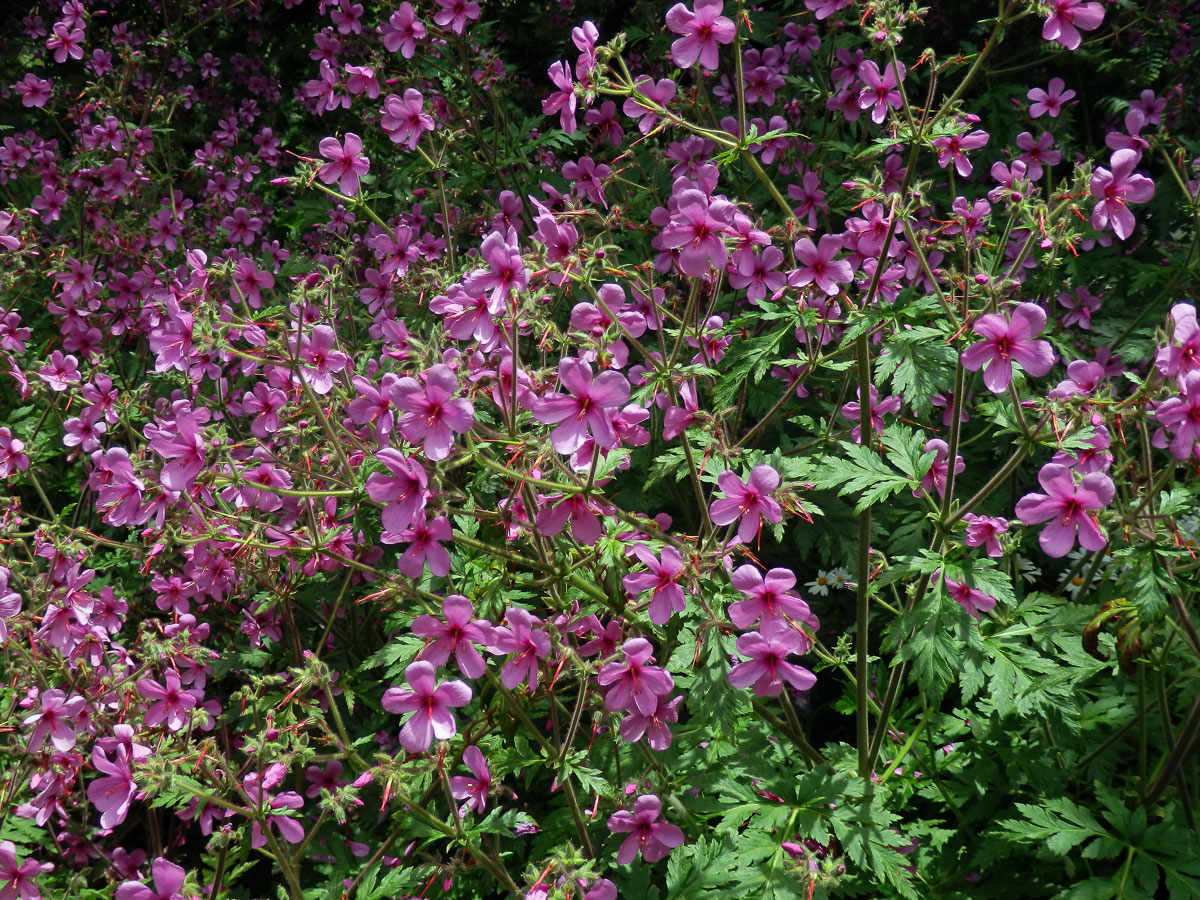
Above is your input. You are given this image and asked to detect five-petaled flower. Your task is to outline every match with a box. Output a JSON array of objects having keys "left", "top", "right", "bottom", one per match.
[
  {"left": 709, "top": 465, "right": 783, "bottom": 543},
  {"left": 608, "top": 794, "right": 687, "bottom": 863},
  {"left": 960, "top": 302, "right": 1056, "bottom": 393},
  {"left": 382, "top": 660, "right": 472, "bottom": 753},
  {"left": 1090, "top": 149, "right": 1155, "bottom": 241},
  {"left": 317, "top": 132, "right": 370, "bottom": 195},
  {"left": 665, "top": 0, "right": 736, "bottom": 70},
  {"left": 1015, "top": 463, "right": 1114, "bottom": 558}
]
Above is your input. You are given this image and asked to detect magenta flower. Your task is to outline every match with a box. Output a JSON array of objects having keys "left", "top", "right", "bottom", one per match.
[
  {"left": 916, "top": 439, "right": 965, "bottom": 499},
  {"left": 380, "top": 3, "right": 425, "bottom": 57},
  {"left": 543, "top": 61, "right": 578, "bottom": 134},
  {"left": 450, "top": 746, "right": 492, "bottom": 815},
  {"left": 491, "top": 608, "right": 550, "bottom": 690},
  {"left": 382, "top": 660, "right": 472, "bottom": 753},
  {"left": 598, "top": 638, "right": 675, "bottom": 716},
  {"left": 138, "top": 670, "right": 197, "bottom": 732},
  {"left": 624, "top": 76, "right": 677, "bottom": 135},
  {"left": 14, "top": 74, "right": 52, "bottom": 108},
  {"left": 37, "top": 350, "right": 81, "bottom": 391},
  {"left": 381, "top": 90, "right": 435, "bottom": 150},
  {"left": 607, "top": 795, "right": 686, "bottom": 864},
  {"left": 244, "top": 769, "right": 306, "bottom": 848},
  {"left": 619, "top": 695, "right": 682, "bottom": 751},
  {"left": 1015, "top": 463, "right": 1114, "bottom": 557},
  {"left": 857, "top": 59, "right": 905, "bottom": 124},
  {"left": 366, "top": 449, "right": 428, "bottom": 534},
  {"left": 659, "top": 191, "right": 734, "bottom": 277},
  {"left": 728, "top": 565, "right": 816, "bottom": 630},
  {"left": 840, "top": 386, "right": 902, "bottom": 443},
  {"left": 24, "top": 689, "right": 85, "bottom": 752},
  {"left": 390, "top": 364, "right": 474, "bottom": 461},
  {"left": 789, "top": 234, "right": 853, "bottom": 296},
  {"left": 941, "top": 574, "right": 997, "bottom": 620},
  {"left": 1015, "top": 131, "right": 1061, "bottom": 181},
  {"left": 317, "top": 133, "right": 369, "bottom": 196},
  {"left": 396, "top": 514, "right": 453, "bottom": 578},
  {"left": 1156, "top": 304, "right": 1200, "bottom": 386},
  {"left": 963, "top": 514, "right": 1009, "bottom": 558},
  {"left": 728, "top": 620, "right": 816, "bottom": 696},
  {"left": 1058, "top": 287, "right": 1102, "bottom": 330},
  {"left": 960, "top": 302, "right": 1056, "bottom": 393},
  {"left": 88, "top": 745, "right": 136, "bottom": 829},
  {"left": 1042, "top": 0, "right": 1104, "bottom": 51},
  {"left": 433, "top": 0, "right": 480, "bottom": 35},
  {"left": 665, "top": 0, "right": 736, "bottom": 70},
  {"left": 1090, "top": 149, "right": 1155, "bottom": 241},
  {"left": 931, "top": 129, "right": 990, "bottom": 177},
  {"left": 709, "top": 465, "right": 783, "bottom": 543},
  {"left": 0, "top": 842, "right": 52, "bottom": 900},
  {"left": 534, "top": 358, "right": 630, "bottom": 455},
  {"left": 622, "top": 545, "right": 687, "bottom": 625},
  {"left": 295, "top": 324, "right": 351, "bottom": 395},
  {"left": 412, "top": 595, "right": 494, "bottom": 678},
  {"left": 1027, "top": 78, "right": 1075, "bottom": 118},
  {"left": 115, "top": 857, "right": 185, "bottom": 900},
  {"left": 1155, "top": 370, "right": 1200, "bottom": 461},
  {"left": 0, "top": 567, "right": 21, "bottom": 646}
]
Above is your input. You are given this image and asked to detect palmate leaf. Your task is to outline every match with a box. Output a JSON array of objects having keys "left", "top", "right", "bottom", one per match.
[
  {"left": 807, "top": 441, "right": 918, "bottom": 514},
  {"left": 712, "top": 325, "right": 792, "bottom": 407},
  {"left": 874, "top": 326, "right": 956, "bottom": 418}
]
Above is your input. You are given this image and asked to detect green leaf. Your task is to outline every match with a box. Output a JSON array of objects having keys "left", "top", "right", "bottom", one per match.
[
  {"left": 875, "top": 326, "right": 956, "bottom": 418},
  {"left": 713, "top": 326, "right": 791, "bottom": 407},
  {"left": 808, "top": 442, "right": 917, "bottom": 514}
]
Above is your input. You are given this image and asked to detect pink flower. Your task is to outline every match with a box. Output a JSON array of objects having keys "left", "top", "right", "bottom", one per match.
[
  {"left": 665, "top": 0, "right": 736, "bottom": 70},
  {"left": 1090, "top": 149, "right": 1155, "bottom": 241},
  {"left": 960, "top": 302, "right": 1056, "bottom": 393},
  {"left": 619, "top": 695, "right": 682, "bottom": 751},
  {"left": 1155, "top": 304, "right": 1200, "bottom": 386},
  {"left": 1015, "top": 463, "right": 1114, "bottom": 557},
  {"left": 931, "top": 128, "right": 990, "bottom": 177},
  {"left": 138, "top": 670, "right": 197, "bottom": 732},
  {"left": 916, "top": 439, "right": 965, "bottom": 499},
  {"left": 659, "top": 191, "right": 734, "bottom": 277},
  {"left": 412, "top": 595, "right": 494, "bottom": 678},
  {"left": 728, "top": 619, "right": 816, "bottom": 696},
  {"left": 46, "top": 23, "right": 85, "bottom": 62},
  {"left": 598, "top": 638, "right": 674, "bottom": 716},
  {"left": 534, "top": 358, "right": 630, "bottom": 455},
  {"left": 622, "top": 545, "right": 687, "bottom": 624},
  {"left": 366, "top": 449, "right": 428, "bottom": 534},
  {"left": 88, "top": 745, "right": 136, "bottom": 829},
  {"left": 115, "top": 857, "right": 185, "bottom": 900},
  {"left": 607, "top": 795, "right": 686, "bottom": 863},
  {"left": 840, "top": 386, "right": 902, "bottom": 443},
  {"left": 0, "top": 567, "right": 21, "bottom": 646},
  {"left": 37, "top": 350, "right": 81, "bottom": 391},
  {"left": 941, "top": 574, "right": 997, "bottom": 620},
  {"left": 963, "top": 514, "right": 1009, "bottom": 558},
  {"left": 395, "top": 514, "right": 453, "bottom": 577},
  {"left": 450, "top": 746, "right": 492, "bottom": 814},
  {"left": 1027, "top": 78, "right": 1075, "bottom": 118},
  {"left": 0, "top": 842, "right": 52, "bottom": 900},
  {"left": 14, "top": 74, "right": 52, "bottom": 108},
  {"left": 491, "top": 608, "right": 550, "bottom": 690},
  {"left": 24, "top": 689, "right": 84, "bottom": 752},
  {"left": 380, "top": 3, "right": 425, "bottom": 57},
  {"left": 542, "top": 61, "right": 578, "bottom": 134},
  {"left": 728, "top": 565, "right": 816, "bottom": 630},
  {"left": 295, "top": 324, "right": 351, "bottom": 394},
  {"left": 433, "top": 0, "right": 480, "bottom": 34},
  {"left": 789, "top": 234, "right": 853, "bottom": 296},
  {"left": 390, "top": 364, "right": 474, "bottom": 461},
  {"left": 382, "top": 660, "right": 472, "bottom": 753},
  {"left": 709, "top": 465, "right": 783, "bottom": 543},
  {"left": 1041, "top": 0, "right": 1104, "bottom": 51},
  {"left": 857, "top": 59, "right": 905, "bottom": 124},
  {"left": 1155, "top": 370, "right": 1200, "bottom": 461},
  {"left": 317, "top": 133, "right": 369, "bottom": 196},
  {"left": 624, "top": 76, "right": 676, "bottom": 135},
  {"left": 381, "top": 90, "right": 435, "bottom": 150}
]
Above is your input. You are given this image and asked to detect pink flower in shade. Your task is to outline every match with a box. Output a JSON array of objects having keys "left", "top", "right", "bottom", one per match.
[
  {"left": 37, "top": 350, "right": 81, "bottom": 391},
  {"left": 24, "top": 689, "right": 84, "bottom": 752},
  {"left": 607, "top": 795, "right": 686, "bottom": 864},
  {"left": 665, "top": 0, "right": 737, "bottom": 70},
  {"left": 931, "top": 128, "right": 990, "bottom": 177},
  {"left": 304, "top": 760, "right": 346, "bottom": 798},
  {"left": 543, "top": 61, "right": 578, "bottom": 134},
  {"left": 963, "top": 514, "right": 1009, "bottom": 558},
  {"left": 433, "top": 0, "right": 480, "bottom": 34},
  {"left": 789, "top": 234, "right": 854, "bottom": 296},
  {"left": 1058, "top": 286, "right": 1102, "bottom": 330},
  {"left": 622, "top": 545, "right": 687, "bottom": 624},
  {"left": 960, "top": 302, "right": 1056, "bottom": 393},
  {"left": 87, "top": 745, "right": 136, "bottom": 829},
  {"left": 0, "top": 429, "right": 30, "bottom": 479},
  {"left": 534, "top": 358, "right": 630, "bottom": 455},
  {"left": 1155, "top": 370, "right": 1200, "bottom": 461},
  {"left": 381, "top": 90, "right": 435, "bottom": 150},
  {"left": 0, "top": 842, "right": 52, "bottom": 900},
  {"left": 380, "top": 3, "right": 425, "bottom": 57},
  {"left": 941, "top": 573, "right": 997, "bottom": 620},
  {"left": 138, "top": 670, "right": 197, "bottom": 732},
  {"left": 1027, "top": 78, "right": 1075, "bottom": 118},
  {"left": 244, "top": 769, "right": 306, "bottom": 848},
  {"left": 317, "top": 133, "right": 370, "bottom": 196},
  {"left": 709, "top": 465, "right": 783, "bottom": 543},
  {"left": 1090, "top": 149, "right": 1155, "bottom": 241},
  {"left": 14, "top": 74, "right": 52, "bottom": 108},
  {"left": 619, "top": 695, "right": 682, "bottom": 751},
  {"left": 115, "top": 857, "right": 185, "bottom": 900},
  {"left": 382, "top": 660, "right": 472, "bottom": 753},
  {"left": 294, "top": 324, "right": 351, "bottom": 395},
  {"left": 857, "top": 59, "right": 905, "bottom": 124},
  {"left": 46, "top": 23, "right": 85, "bottom": 62},
  {"left": 412, "top": 595, "right": 495, "bottom": 678},
  {"left": 1015, "top": 463, "right": 1114, "bottom": 557},
  {"left": 1016, "top": 131, "right": 1061, "bottom": 181},
  {"left": 491, "top": 608, "right": 551, "bottom": 691},
  {"left": 464, "top": 228, "right": 528, "bottom": 308},
  {"left": 598, "top": 638, "right": 675, "bottom": 716},
  {"left": 728, "top": 619, "right": 816, "bottom": 697},
  {"left": 1156, "top": 304, "right": 1200, "bottom": 386},
  {"left": 916, "top": 439, "right": 965, "bottom": 499},
  {"left": 0, "top": 567, "right": 21, "bottom": 645},
  {"left": 366, "top": 449, "right": 428, "bottom": 533},
  {"left": 449, "top": 746, "right": 492, "bottom": 814},
  {"left": 1041, "top": 0, "right": 1104, "bottom": 51},
  {"left": 728, "top": 565, "right": 817, "bottom": 630},
  {"left": 395, "top": 514, "right": 453, "bottom": 577},
  {"left": 840, "top": 386, "right": 902, "bottom": 443},
  {"left": 624, "top": 76, "right": 677, "bottom": 135},
  {"left": 390, "top": 364, "right": 474, "bottom": 461},
  {"left": 536, "top": 493, "right": 606, "bottom": 545}
]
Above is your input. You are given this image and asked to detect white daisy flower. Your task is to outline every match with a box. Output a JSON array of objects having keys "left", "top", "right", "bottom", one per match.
[{"left": 806, "top": 571, "right": 832, "bottom": 596}]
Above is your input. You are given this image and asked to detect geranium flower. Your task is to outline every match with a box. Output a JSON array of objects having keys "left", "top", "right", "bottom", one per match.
[
  {"left": 390, "top": 364, "right": 474, "bottom": 461},
  {"left": 1090, "top": 149, "right": 1155, "bottom": 241},
  {"left": 960, "top": 302, "right": 1056, "bottom": 392},
  {"left": 941, "top": 574, "right": 997, "bottom": 620},
  {"left": 412, "top": 595, "right": 494, "bottom": 678},
  {"left": 1027, "top": 78, "right": 1075, "bottom": 118},
  {"left": 491, "top": 608, "right": 550, "bottom": 690},
  {"left": 709, "top": 465, "right": 783, "bottom": 543},
  {"left": 533, "top": 358, "right": 630, "bottom": 455},
  {"left": 622, "top": 545, "right": 687, "bottom": 624},
  {"left": 1015, "top": 463, "right": 1114, "bottom": 557},
  {"left": 728, "top": 565, "right": 816, "bottom": 630},
  {"left": 382, "top": 660, "right": 472, "bottom": 753},
  {"left": 665, "top": 0, "right": 736, "bottom": 70},
  {"left": 598, "top": 638, "right": 675, "bottom": 716},
  {"left": 607, "top": 795, "right": 686, "bottom": 863},
  {"left": 728, "top": 620, "right": 816, "bottom": 696},
  {"left": 316, "top": 133, "right": 369, "bottom": 195},
  {"left": 963, "top": 514, "right": 1009, "bottom": 558},
  {"left": 1041, "top": 0, "right": 1104, "bottom": 51},
  {"left": 449, "top": 746, "right": 492, "bottom": 814}
]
